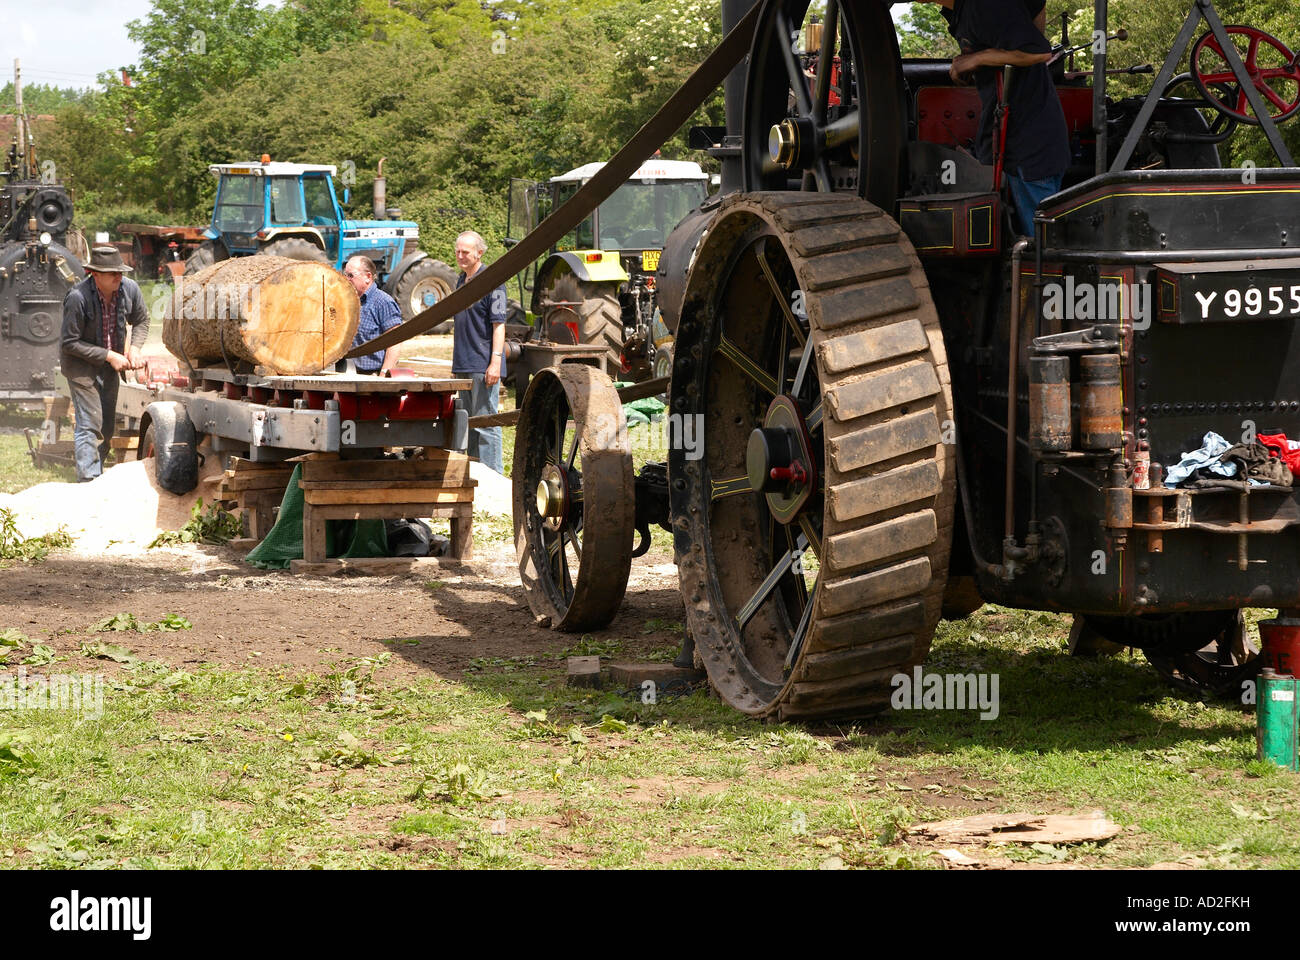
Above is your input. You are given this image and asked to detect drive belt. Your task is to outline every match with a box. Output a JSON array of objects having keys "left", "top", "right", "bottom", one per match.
[{"left": 346, "top": 2, "right": 761, "bottom": 359}]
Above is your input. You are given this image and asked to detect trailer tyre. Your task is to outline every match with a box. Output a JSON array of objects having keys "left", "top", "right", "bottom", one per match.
[{"left": 139, "top": 401, "right": 199, "bottom": 495}]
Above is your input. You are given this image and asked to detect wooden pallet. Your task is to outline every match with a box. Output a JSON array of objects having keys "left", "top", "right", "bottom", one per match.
[
  {"left": 216, "top": 458, "right": 295, "bottom": 540},
  {"left": 296, "top": 450, "right": 476, "bottom": 568}
]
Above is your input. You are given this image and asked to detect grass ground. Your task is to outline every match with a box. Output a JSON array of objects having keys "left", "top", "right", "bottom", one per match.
[
  {"left": 0, "top": 407, "right": 75, "bottom": 494},
  {"left": 0, "top": 601, "right": 1291, "bottom": 869}
]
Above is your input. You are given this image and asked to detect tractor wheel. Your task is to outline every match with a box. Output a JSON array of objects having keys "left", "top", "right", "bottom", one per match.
[
  {"left": 670, "top": 192, "right": 956, "bottom": 721},
  {"left": 513, "top": 364, "right": 635, "bottom": 631},
  {"left": 393, "top": 257, "right": 456, "bottom": 324},
  {"left": 183, "top": 240, "right": 227, "bottom": 277},
  {"left": 653, "top": 342, "right": 674, "bottom": 382},
  {"left": 545, "top": 274, "right": 623, "bottom": 377},
  {"left": 260, "top": 237, "right": 329, "bottom": 263}
]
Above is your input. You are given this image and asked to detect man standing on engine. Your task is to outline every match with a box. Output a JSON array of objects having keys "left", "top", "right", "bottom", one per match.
[
  {"left": 915, "top": 0, "right": 1071, "bottom": 235},
  {"left": 60, "top": 246, "right": 148, "bottom": 482}
]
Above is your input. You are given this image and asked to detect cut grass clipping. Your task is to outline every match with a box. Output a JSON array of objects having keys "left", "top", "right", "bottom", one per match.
[
  {"left": 150, "top": 499, "right": 241, "bottom": 548},
  {"left": 0, "top": 508, "right": 72, "bottom": 562}
]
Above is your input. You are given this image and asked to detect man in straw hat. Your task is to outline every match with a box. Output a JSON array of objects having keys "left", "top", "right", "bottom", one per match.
[{"left": 60, "top": 245, "right": 149, "bottom": 481}]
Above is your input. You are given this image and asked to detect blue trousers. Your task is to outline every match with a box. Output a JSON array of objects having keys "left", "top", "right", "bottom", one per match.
[
  {"left": 1006, "top": 172, "right": 1063, "bottom": 237},
  {"left": 68, "top": 370, "right": 120, "bottom": 482},
  {"left": 459, "top": 373, "right": 502, "bottom": 474}
]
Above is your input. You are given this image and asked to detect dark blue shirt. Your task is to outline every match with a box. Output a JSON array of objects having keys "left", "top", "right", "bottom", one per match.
[
  {"left": 352, "top": 282, "right": 404, "bottom": 372},
  {"left": 946, "top": 0, "right": 1070, "bottom": 182},
  {"left": 451, "top": 269, "right": 508, "bottom": 377}
]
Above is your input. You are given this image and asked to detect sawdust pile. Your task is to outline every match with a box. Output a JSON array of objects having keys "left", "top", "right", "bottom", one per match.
[
  {"left": 469, "top": 460, "right": 512, "bottom": 516},
  {"left": 0, "top": 453, "right": 226, "bottom": 556}
]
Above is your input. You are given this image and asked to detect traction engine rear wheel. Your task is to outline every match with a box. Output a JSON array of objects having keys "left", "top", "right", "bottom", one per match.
[
  {"left": 513, "top": 364, "right": 635, "bottom": 631},
  {"left": 670, "top": 192, "right": 955, "bottom": 721}
]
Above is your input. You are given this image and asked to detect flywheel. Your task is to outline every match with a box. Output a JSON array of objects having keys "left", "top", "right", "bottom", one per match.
[
  {"left": 670, "top": 192, "right": 956, "bottom": 721},
  {"left": 513, "top": 364, "right": 635, "bottom": 631}
]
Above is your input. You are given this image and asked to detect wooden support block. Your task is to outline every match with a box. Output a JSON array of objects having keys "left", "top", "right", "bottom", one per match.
[
  {"left": 607, "top": 662, "right": 705, "bottom": 688},
  {"left": 299, "top": 463, "right": 471, "bottom": 488},
  {"left": 228, "top": 457, "right": 296, "bottom": 473},
  {"left": 228, "top": 538, "right": 261, "bottom": 552},
  {"left": 303, "top": 502, "right": 471, "bottom": 522},
  {"left": 303, "top": 512, "right": 329, "bottom": 564},
  {"left": 566, "top": 656, "right": 602, "bottom": 688},
  {"left": 220, "top": 473, "right": 294, "bottom": 493},
  {"left": 302, "top": 454, "right": 468, "bottom": 483},
  {"left": 301, "top": 488, "right": 474, "bottom": 506},
  {"left": 110, "top": 436, "right": 139, "bottom": 451},
  {"left": 449, "top": 511, "right": 473, "bottom": 561}
]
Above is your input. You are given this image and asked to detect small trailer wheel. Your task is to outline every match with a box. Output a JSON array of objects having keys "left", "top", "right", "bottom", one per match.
[{"left": 139, "top": 401, "right": 199, "bottom": 495}]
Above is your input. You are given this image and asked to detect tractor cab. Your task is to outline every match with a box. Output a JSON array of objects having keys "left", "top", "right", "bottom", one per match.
[{"left": 206, "top": 160, "right": 351, "bottom": 260}]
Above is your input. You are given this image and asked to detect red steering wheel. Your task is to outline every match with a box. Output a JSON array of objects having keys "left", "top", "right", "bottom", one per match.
[{"left": 1191, "top": 25, "right": 1300, "bottom": 125}]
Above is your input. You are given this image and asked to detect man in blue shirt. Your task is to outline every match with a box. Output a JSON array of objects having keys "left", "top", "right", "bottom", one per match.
[
  {"left": 451, "top": 231, "right": 507, "bottom": 474},
  {"left": 345, "top": 255, "right": 404, "bottom": 374},
  {"left": 915, "top": 0, "right": 1070, "bottom": 235}
]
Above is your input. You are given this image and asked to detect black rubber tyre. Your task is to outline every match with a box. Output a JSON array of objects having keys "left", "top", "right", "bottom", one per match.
[
  {"left": 260, "top": 237, "right": 329, "bottom": 263},
  {"left": 393, "top": 257, "right": 456, "bottom": 323},
  {"left": 653, "top": 342, "right": 674, "bottom": 382},
  {"left": 139, "top": 400, "right": 199, "bottom": 495},
  {"left": 183, "top": 239, "right": 227, "bottom": 277},
  {"left": 545, "top": 274, "right": 623, "bottom": 377}
]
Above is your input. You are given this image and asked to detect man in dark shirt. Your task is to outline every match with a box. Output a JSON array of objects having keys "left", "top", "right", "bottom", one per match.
[
  {"left": 60, "top": 246, "right": 149, "bottom": 482},
  {"left": 344, "top": 255, "right": 404, "bottom": 375},
  {"left": 451, "top": 230, "right": 508, "bottom": 474},
  {"left": 917, "top": 0, "right": 1071, "bottom": 235}
]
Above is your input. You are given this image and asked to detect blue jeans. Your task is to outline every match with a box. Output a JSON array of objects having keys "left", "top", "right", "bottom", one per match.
[
  {"left": 1006, "top": 172, "right": 1063, "bottom": 237},
  {"left": 459, "top": 373, "right": 502, "bottom": 474},
  {"left": 68, "top": 370, "right": 120, "bottom": 482}
]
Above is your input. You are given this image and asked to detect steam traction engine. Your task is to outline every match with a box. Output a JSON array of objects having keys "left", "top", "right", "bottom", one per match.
[
  {"left": 511, "top": 0, "right": 1300, "bottom": 720},
  {"left": 0, "top": 133, "right": 84, "bottom": 400}
]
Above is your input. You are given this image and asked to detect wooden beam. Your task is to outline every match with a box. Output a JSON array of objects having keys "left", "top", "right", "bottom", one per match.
[{"left": 466, "top": 376, "right": 669, "bottom": 430}]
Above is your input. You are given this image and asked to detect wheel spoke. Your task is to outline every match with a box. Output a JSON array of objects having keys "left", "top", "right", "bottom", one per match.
[
  {"left": 1261, "top": 83, "right": 1290, "bottom": 111},
  {"left": 774, "top": 10, "right": 813, "bottom": 117},
  {"left": 735, "top": 542, "right": 799, "bottom": 633},
  {"left": 798, "top": 514, "right": 822, "bottom": 559},
  {"left": 710, "top": 474, "right": 753, "bottom": 501},
  {"left": 566, "top": 416, "right": 583, "bottom": 470},
  {"left": 806, "top": 399, "right": 823, "bottom": 433},
  {"left": 784, "top": 579, "right": 817, "bottom": 673},
  {"left": 718, "top": 333, "right": 778, "bottom": 395},
  {"left": 565, "top": 526, "right": 582, "bottom": 561},
  {"left": 756, "top": 239, "right": 807, "bottom": 349},
  {"left": 792, "top": 331, "right": 815, "bottom": 396},
  {"left": 784, "top": 524, "right": 809, "bottom": 611},
  {"left": 812, "top": 0, "right": 840, "bottom": 127}
]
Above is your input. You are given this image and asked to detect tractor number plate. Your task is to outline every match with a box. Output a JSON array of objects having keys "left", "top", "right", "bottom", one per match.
[
  {"left": 1158, "top": 259, "right": 1300, "bottom": 325},
  {"left": 642, "top": 250, "right": 660, "bottom": 272}
]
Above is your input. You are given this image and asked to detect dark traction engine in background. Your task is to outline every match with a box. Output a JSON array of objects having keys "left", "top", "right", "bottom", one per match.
[{"left": 0, "top": 143, "right": 85, "bottom": 401}]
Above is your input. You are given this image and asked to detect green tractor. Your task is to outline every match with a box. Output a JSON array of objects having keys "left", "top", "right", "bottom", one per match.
[{"left": 506, "top": 159, "right": 709, "bottom": 379}]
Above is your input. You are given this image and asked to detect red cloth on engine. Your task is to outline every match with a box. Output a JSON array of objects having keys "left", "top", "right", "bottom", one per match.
[{"left": 1259, "top": 433, "right": 1300, "bottom": 476}]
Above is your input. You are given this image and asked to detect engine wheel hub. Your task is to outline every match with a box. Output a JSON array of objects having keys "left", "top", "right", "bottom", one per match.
[{"left": 747, "top": 395, "right": 817, "bottom": 521}]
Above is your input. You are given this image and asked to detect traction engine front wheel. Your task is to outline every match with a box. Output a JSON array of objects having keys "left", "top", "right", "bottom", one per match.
[{"left": 513, "top": 364, "right": 635, "bottom": 631}]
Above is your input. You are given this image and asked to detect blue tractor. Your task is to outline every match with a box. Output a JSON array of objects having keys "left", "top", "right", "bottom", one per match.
[{"left": 184, "top": 157, "right": 455, "bottom": 322}]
